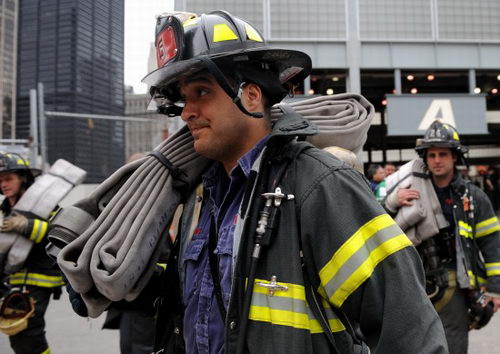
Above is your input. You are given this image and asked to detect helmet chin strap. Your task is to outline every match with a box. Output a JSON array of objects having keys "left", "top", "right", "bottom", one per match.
[{"left": 198, "top": 56, "right": 264, "bottom": 118}]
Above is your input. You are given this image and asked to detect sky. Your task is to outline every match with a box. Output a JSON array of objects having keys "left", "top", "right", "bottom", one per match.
[{"left": 124, "top": 0, "right": 175, "bottom": 94}]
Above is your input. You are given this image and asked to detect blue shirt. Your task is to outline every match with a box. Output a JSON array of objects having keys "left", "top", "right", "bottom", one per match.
[{"left": 182, "top": 137, "right": 268, "bottom": 354}]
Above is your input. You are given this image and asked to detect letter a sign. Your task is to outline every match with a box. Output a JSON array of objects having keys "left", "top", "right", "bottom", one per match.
[{"left": 418, "top": 99, "right": 456, "bottom": 130}]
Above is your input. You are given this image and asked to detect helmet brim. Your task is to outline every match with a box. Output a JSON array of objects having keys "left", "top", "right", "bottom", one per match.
[
  {"left": 415, "top": 141, "right": 468, "bottom": 153},
  {"left": 0, "top": 167, "right": 41, "bottom": 177},
  {"left": 415, "top": 142, "right": 458, "bottom": 151},
  {"left": 142, "top": 47, "right": 312, "bottom": 90}
]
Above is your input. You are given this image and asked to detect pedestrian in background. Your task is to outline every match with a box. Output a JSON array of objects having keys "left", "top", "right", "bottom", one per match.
[
  {"left": 367, "top": 164, "right": 387, "bottom": 201},
  {"left": 384, "top": 162, "right": 397, "bottom": 177}
]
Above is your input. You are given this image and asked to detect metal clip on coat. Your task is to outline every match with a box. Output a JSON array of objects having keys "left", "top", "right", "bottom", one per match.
[
  {"left": 254, "top": 187, "right": 294, "bottom": 252},
  {"left": 237, "top": 187, "right": 294, "bottom": 354}
]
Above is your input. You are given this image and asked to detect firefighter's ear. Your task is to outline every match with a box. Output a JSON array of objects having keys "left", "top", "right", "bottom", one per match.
[{"left": 241, "top": 83, "right": 263, "bottom": 112}]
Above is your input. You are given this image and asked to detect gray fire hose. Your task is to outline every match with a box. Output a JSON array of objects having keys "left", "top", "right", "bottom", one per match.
[
  {"left": 53, "top": 93, "right": 374, "bottom": 318},
  {"left": 274, "top": 94, "right": 373, "bottom": 156}
]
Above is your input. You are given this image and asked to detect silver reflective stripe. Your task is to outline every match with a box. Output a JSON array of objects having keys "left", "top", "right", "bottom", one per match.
[
  {"left": 485, "top": 263, "right": 500, "bottom": 276},
  {"left": 252, "top": 292, "right": 310, "bottom": 314},
  {"left": 476, "top": 219, "right": 500, "bottom": 237},
  {"left": 324, "top": 223, "right": 402, "bottom": 296}
]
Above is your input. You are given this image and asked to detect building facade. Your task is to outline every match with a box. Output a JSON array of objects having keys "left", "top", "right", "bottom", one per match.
[
  {"left": 0, "top": 0, "right": 18, "bottom": 139},
  {"left": 125, "top": 92, "right": 172, "bottom": 158},
  {"left": 16, "top": 0, "right": 125, "bottom": 182},
  {"left": 175, "top": 0, "right": 500, "bottom": 165}
]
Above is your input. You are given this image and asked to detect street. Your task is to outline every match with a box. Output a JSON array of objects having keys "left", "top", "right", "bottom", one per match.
[
  {"left": 0, "top": 291, "right": 499, "bottom": 353},
  {"left": 0, "top": 294, "right": 119, "bottom": 353}
]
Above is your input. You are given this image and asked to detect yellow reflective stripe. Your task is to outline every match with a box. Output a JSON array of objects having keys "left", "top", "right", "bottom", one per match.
[
  {"left": 476, "top": 217, "right": 500, "bottom": 238},
  {"left": 249, "top": 305, "right": 345, "bottom": 333},
  {"left": 477, "top": 216, "right": 499, "bottom": 229},
  {"left": 157, "top": 263, "right": 167, "bottom": 271},
  {"left": 250, "top": 278, "right": 345, "bottom": 333},
  {"left": 41, "top": 348, "right": 51, "bottom": 354},
  {"left": 467, "top": 270, "right": 487, "bottom": 287},
  {"left": 29, "top": 219, "right": 48, "bottom": 243},
  {"left": 320, "top": 214, "right": 411, "bottom": 307},
  {"left": 29, "top": 219, "right": 40, "bottom": 241},
  {"left": 458, "top": 221, "right": 473, "bottom": 239},
  {"left": 35, "top": 221, "right": 48, "bottom": 243},
  {"left": 245, "top": 23, "right": 263, "bottom": 42},
  {"left": 182, "top": 16, "right": 198, "bottom": 27},
  {"left": 9, "top": 272, "right": 64, "bottom": 287},
  {"left": 485, "top": 262, "right": 500, "bottom": 276},
  {"left": 213, "top": 23, "right": 238, "bottom": 42}
]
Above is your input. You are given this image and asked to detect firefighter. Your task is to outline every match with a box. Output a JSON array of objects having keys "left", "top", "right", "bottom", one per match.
[
  {"left": 0, "top": 153, "right": 63, "bottom": 354},
  {"left": 385, "top": 120, "right": 500, "bottom": 353},
  {"left": 70, "top": 10, "right": 448, "bottom": 353}
]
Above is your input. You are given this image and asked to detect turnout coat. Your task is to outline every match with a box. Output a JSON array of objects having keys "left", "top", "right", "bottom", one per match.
[
  {"left": 446, "top": 174, "right": 500, "bottom": 292},
  {"left": 153, "top": 113, "right": 448, "bottom": 354}
]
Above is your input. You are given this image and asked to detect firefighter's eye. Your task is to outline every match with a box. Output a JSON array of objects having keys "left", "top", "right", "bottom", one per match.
[{"left": 198, "top": 88, "right": 209, "bottom": 96}]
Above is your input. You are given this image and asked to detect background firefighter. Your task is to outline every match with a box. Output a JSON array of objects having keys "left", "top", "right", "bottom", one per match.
[
  {"left": 0, "top": 153, "right": 63, "bottom": 354},
  {"left": 384, "top": 120, "right": 500, "bottom": 354}
]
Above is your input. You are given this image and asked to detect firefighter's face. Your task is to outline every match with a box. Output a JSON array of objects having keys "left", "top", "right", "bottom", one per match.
[
  {"left": 0, "top": 172, "right": 23, "bottom": 199},
  {"left": 179, "top": 73, "right": 269, "bottom": 171},
  {"left": 426, "top": 147, "right": 456, "bottom": 179}
]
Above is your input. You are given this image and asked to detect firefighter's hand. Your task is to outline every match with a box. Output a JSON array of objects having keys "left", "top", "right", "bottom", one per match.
[
  {"left": 484, "top": 296, "right": 500, "bottom": 312},
  {"left": 1, "top": 214, "right": 29, "bottom": 235},
  {"left": 66, "top": 281, "right": 88, "bottom": 317},
  {"left": 397, "top": 187, "right": 420, "bottom": 206}
]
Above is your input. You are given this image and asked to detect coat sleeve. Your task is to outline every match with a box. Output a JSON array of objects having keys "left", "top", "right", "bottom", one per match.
[
  {"left": 25, "top": 217, "right": 49, "bottom": 243},
  {"left": 472, "top": 186, "right": 500, "bottom": 293},
  {"left": 298, "top": 166, "right": 448, "bottom": 354}
]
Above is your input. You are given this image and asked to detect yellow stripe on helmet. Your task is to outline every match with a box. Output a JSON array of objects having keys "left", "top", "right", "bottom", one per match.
[{"left": 213, "top": 23, "right": 238, "bottom": 42}]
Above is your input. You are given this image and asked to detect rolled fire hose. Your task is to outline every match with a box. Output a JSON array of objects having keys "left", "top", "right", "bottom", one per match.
[
  {"left": 14, "top": 159, "right": 87, "bottom": 220},
  {"left": 53, "top": 93, "right": 374, "bottom": 317}
]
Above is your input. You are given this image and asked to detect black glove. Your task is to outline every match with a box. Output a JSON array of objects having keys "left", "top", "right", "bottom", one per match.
[{"left": 65, "top": 280, "right": 88, "bottom": 317}]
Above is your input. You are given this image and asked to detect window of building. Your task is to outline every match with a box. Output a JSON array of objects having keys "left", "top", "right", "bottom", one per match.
[
  {"left": 270, "top": 0, "right": 345, "bottom": 39},
  {"left": 359, "top": 0, "right": 432, "bottom": 40},
  {"left": 361, "top": 70, "right": 395, "bottom": 112},
  {"left": 438, "top": 0, "right": 500, "bottom": 40},
  {"left": 185, "top": 0, "right": 263, "bottom": 33},
  {"left": 309, "top": 70, "right": 347, "bottom": 96},
  {"left": 476, "top": 71, "right": 500, "bottom": 110},
  {"left": 400, "top": 70, "right": 469, "bottom": 94}
]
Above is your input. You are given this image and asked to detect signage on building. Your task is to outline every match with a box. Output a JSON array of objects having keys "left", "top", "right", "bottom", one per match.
[{"left": 386, "top": 94, "right": 488, "bottom": 136}]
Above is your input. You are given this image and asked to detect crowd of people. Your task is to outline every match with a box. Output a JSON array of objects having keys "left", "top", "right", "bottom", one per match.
[{"left": 0, "top": 9, "right": 499, "bottom": 354}]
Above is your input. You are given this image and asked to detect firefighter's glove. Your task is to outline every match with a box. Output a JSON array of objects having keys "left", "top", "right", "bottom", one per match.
[
  {"left": 66, "top": 281, "right": 88, "bottom": 317},
  {"left": 1, "top": 214, "right": 29, "bottom": 236}
]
